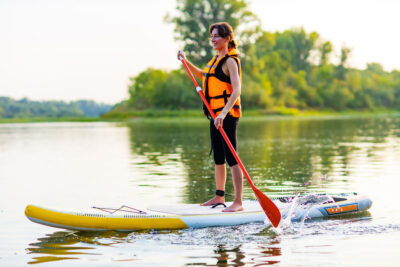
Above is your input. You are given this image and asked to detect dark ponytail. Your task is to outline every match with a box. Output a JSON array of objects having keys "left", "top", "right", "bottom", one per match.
[
  {"left": 228, "top": 39, "right": 237, "bottom": 49},
  {"left": 209, "top": 22, "right": 237, "bottom": 49}
]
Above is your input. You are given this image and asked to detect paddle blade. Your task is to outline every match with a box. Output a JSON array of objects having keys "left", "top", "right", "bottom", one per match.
[{"left": 254, "top": 188, "right": 281, "bottom": 228}]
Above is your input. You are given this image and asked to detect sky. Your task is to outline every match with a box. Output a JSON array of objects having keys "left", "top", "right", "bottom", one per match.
[{"left": 1, "top": 0, "right": 399, "bottom": 104}]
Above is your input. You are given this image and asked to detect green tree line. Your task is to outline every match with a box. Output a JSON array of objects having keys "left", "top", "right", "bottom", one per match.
[
  {"left": 0, "top": 97, "right": 113, "bottom": 119},
  {"left": 112, "top": 0, "right": 400, "bottom": 115}
]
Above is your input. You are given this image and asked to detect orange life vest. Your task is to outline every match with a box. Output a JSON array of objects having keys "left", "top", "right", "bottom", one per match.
[{"left": 202, "top": 49, "right": 241, "bottom": 118}]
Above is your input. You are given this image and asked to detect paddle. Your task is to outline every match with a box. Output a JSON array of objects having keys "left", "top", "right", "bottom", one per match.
[{"left": 179, "top": 55, "right": 281, "bottom": 228}]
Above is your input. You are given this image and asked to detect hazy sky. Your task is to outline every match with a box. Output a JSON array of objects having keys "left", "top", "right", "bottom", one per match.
[{"left": 1, "top": 0, "right": 399, "bottom": 104}]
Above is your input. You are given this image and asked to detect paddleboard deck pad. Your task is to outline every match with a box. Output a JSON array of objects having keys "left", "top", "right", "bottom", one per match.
[{"left": 25, "top": 193, "right": 372, "bottom": 231}]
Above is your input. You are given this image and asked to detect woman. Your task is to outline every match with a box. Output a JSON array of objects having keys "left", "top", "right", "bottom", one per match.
[{"left": 178, "top": 22, "right": 243, "bottom": 212}]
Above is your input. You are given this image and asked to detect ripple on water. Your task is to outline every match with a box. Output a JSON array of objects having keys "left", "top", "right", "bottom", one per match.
[
  {"left": 24, "top": 215, "right": 400, "bottom": 265},
  {"left": 125, "top": 213, "right": 398, "bottom": 246}
]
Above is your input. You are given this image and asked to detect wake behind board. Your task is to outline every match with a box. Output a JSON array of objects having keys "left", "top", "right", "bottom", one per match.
[{"left": 25, "top": 193, "right": 372, "bottom": 231}]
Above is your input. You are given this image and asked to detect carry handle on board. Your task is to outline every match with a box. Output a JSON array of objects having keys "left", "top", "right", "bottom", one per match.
[{"left": 179, "top": 54, "right": 281, "bottom": 228}]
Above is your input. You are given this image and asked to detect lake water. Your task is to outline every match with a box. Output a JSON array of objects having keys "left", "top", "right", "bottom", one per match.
[{"left": 1, "top": 115, "right": 400, "bottom": 266}]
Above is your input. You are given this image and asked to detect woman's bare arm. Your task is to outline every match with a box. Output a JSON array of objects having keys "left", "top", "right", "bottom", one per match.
[{"left": 178, "top": 51, "right": 203, "bottom": 80}]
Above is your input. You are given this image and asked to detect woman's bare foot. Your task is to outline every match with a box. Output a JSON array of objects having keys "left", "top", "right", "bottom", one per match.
[
  {"left": 222, "top": 201, "right": 244, "bottom": 212},
  {"left": 200, "top": 196, "right": 225, "bottom": 206}
]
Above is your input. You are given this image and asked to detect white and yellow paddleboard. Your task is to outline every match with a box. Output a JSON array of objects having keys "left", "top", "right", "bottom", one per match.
[{"left": 25, "top": 193, "right": 372, "bottom": 231}]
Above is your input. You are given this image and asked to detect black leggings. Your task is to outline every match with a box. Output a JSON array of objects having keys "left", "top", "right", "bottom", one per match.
[{"left": 210, "top": 115, "right": 239, "bottom": 167}]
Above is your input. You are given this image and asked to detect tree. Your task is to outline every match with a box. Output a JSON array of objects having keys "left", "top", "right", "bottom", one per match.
[
  {"left": 128, "top": 69, "right": 168, "bottom": 109},
  {"left": 335, "top": 45, "right": 352, "bottom": 79},
  {"left": 165, "top": 0, "right": 260, "bottom": 66},
  {"left": 366, "top": 62, "right": 384, "bottom": 74},
  {"left": 274, "top": 28, "right": 319, "bottom": 72},
  {"left": 127, "top": 68, "right": 199, "bottom": 110},
  {"left": 318, "top": 41, "right": 333, "bottom": 66}
]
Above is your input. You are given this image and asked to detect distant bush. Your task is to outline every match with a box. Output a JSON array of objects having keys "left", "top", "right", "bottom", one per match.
[{"left": 0, "top": 97, "right": 113, "bottom": 119}]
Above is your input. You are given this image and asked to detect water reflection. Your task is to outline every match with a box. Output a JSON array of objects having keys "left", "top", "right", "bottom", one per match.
[
  {"left": 27, "top": 227, "right": 280, "bottom": 265},
  {"left": 252, "top": 242, "right": 282, "bottom": 266},
  {"left": 26, "top": 211, "right": 379, "bottom": 265},
  {"left": 214, "top": 245, "right": 246, "bottom": 266},
  {"left": 127, "top": 118, "right": 228, "bottom": 203},
  {"left": 27, "top": 231, "right": 91, "bottom": 264},
  {"left": 212, "top": 243, "right": 281, "bottom": 266},
  {"left": 21, "top": 115, "right": 400, "bottom": 265},
  {"left": 27, "top": 231, "right": 129, "bottom": 264},
  {"left": 126, "top": 116, "right": 400, "bottom": 202}
]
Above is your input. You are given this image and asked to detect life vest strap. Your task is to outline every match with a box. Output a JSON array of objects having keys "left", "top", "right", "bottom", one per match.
[
  {"left": 202, "top": 73, "right": 216, "bottom": 78},
  {"left": 214, "top": 56, "right": 240, "bottom": 84},
  {"left": 209, "top": 93, "right": 232, "bottom": 99},
  {"left": 212, "top": 105, "right": 240, "bottom": 113}
]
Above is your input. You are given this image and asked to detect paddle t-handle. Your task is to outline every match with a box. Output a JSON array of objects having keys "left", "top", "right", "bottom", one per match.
[{"left": 179, "top": 56, "right": 281, "bottom": 228}]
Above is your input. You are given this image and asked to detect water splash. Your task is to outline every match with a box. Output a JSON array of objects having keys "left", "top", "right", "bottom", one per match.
[
  {"left": 297, "top": 194, "right": 337, "bottom": 229},
  {"left": 270, "top": 194, "right": 337, "bottom": 235},
  {"left": 279, "top": 194, "right": 300, "bottom": 234}
]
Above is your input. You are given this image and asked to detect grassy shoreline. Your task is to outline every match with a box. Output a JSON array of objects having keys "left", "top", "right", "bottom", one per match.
[{"left": 1, "top": 108, "right": 399, "bottom": 123}]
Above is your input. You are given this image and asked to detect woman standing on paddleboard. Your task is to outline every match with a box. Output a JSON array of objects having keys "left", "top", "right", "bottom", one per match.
[{"left": 178, "top": 22, "right": 243, "bottom": 212}]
